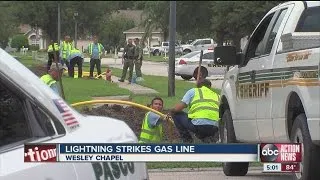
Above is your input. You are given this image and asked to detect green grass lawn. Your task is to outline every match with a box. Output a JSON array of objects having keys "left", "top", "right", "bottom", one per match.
[
  {"left": 13, "top": 54, "right": 130, "bottom": 105},
  {"left": 143, "top": 54, "right": 182, "bottom": 63},
  {"left": 109, "top": 67, "right": 220, "bottom": 109},
  {"left": 61, "top": 78, "right": 130, "bottom": 104}
]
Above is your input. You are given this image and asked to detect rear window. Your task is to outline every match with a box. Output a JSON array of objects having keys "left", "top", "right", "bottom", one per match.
[
  {"left": 162, "top": 42, "right": 169, "bottom": 46},
  {"left": 295, "top": 6, "right": 320, "bottom": 32}
]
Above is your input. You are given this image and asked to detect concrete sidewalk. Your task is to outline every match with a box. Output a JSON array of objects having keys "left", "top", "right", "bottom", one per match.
[{"left": 109, "top": 75, "right": 158, "bottom": 95}]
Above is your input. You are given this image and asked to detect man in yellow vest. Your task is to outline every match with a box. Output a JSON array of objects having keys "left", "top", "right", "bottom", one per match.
[
  {"left": 60, "top": 35, "right": 73, "bottom": 69},
  {"left": 139, "top": 97, "right": 165, "bottom": 143},
  {"left": 169, "top": 79, "right": 220, "bottom": 143},
  {"left": 87, "top": 35, "right": 105, "bottom": 79},
  {"left": 67, "top": 48, "right": 84, "bottom": 78},
  {"left": 47, "top": 40, "right": 60, "bottom": 72},
  {"left": 40, "top": 63, "right": 65, "bottom": 96}
]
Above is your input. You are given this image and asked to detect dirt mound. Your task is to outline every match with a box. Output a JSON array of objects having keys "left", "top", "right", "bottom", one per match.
[
  {"left": 29, "top": 64, "right": 47, "bottom": 77},
  {"left": 81, "top": 104, "right": 181, "bottom": 142}
]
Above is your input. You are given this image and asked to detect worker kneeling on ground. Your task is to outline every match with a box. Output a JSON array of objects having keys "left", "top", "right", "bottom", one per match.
[
  {"left": 67, "top": 48, "right": 83, "bottom": 78},
  {"left": 40, "top": 63, "right": 65, "bottom": 96},
  {"left": 139, "top": 97, "right": 166, "bottom": 143},
  {"left": 169, "top": 79, "right": 220, "bottom": 143}
]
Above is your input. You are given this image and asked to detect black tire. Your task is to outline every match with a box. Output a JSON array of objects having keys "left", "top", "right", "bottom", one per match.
[
  {"left": 154, "top": 50, "right": 160, "bottom": 56},
  {"left": 181, "top": 75, "right": 192, "bottom": 80},
  {"left": 220, "top": 109, "right": 249, "bottom": 176},
  {"left": 290, "top": 113, "right": 320, "bottom": 180},
  {"left": 193, "top": 67, "right": 208, "bottom": 80}
]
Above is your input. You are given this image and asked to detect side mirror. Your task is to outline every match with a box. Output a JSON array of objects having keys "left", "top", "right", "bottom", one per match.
[{"left": 214, "top": 46, "right": 242, "bottom": 66}]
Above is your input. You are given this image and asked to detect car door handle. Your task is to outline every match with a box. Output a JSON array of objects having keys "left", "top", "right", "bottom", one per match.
[{"left": 250, "top": 70, "right": 256, "bottom": 83}]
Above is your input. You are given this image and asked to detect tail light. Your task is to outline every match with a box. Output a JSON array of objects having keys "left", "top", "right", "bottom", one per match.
[{"left": 179, "top": 59, "right": 187, "bottom": 65}]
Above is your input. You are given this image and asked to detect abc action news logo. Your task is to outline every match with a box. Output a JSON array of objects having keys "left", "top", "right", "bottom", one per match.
[
  {"left": 260, "top": 143, "right": 302, "bottom": 163},
  {"left": 24, "top": 144, "right": 57, "bottom": 162}
]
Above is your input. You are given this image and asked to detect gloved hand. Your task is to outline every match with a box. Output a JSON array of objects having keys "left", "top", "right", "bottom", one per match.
[{"left": 163, "top": 113, "right": 173, "bottom": 122}]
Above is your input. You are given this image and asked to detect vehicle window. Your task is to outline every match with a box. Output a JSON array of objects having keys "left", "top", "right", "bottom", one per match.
[
  {"left": 193, "top": 40, "right": 203, "bottom": 46},
  {"left": 31, "top": 103, "right": 57, "bottom": 136},
  {"left": 265, "top": 9, "right": 288, "bottom": 54},
  {"left": 162, "top": 42, "right": 169, "bottom": 46},
  {"left": 203, "top": 40, "right": 212, "bottom": 45},
  {"left": 202, "top": 52, "right": 214, "bottom": 59},
  {"left": 181, "top": 51, "right": 200, "bottom": 58},
  {"left": 245, "top": 12, "right": 275, "bottom": 62},
  {"left": 296, "top": 6, "right": 320, "bottom": 32},
  {"left": 0, "top": 82, "right": 32, "bottom": 147}
]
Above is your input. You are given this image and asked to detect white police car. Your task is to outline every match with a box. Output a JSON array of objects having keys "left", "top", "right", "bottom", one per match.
[{"left": 0, "top": 48, "right": 149, "bottom": 179}]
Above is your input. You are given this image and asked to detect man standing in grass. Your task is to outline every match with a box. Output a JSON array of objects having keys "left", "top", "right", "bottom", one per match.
[
  {"left": 119, "top": 39, "right": 135, "bottom": 83},
  {"left": 67, "top": 48, "right": 83, "bottom": 78},
  {"left": 88, "top": 35, "right": 105, "bottom": 79},
  {"left": 134, "top": 38, "right": 144, "bottom": 82}
]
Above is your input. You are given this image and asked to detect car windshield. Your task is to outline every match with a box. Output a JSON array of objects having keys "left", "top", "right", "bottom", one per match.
[
  {"left": 189, "top": 40, "right": 197, "bottom": 45},
  {"left": 180, "top": 51, "right": 200, "bottom": 58}
]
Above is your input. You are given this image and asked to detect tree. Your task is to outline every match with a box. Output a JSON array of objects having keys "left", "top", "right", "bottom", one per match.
[
  {"left": 99, "top": 16, "right": 135, "bottom": 53},
  {"left": 176, "top": 1, "right": 213, "bottom": 40},
  {"left": 0, "top": 1, "right": 19, "bottom": 48},
  {"left": 11, "top": 34, "right": 28, "bottom": 49},
  {"left": 210, "top": 1, "right": 282, "bottom": 51},
  {"left": 12, "top": 1, "right": 117, "bottom": 41},
  {"left": 141, "top": 1, "right": 170, "bottom": 41}
]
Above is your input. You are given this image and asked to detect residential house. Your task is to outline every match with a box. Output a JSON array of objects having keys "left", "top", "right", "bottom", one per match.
[
  {"left": 19, "top": 24, "right": 48, "bottom": 50},
  {"left": 123, "top": 26, "right": 164, "bottom": 47},
  {"left": 112, "top": 10, "right": 165, "bottom": 47}
]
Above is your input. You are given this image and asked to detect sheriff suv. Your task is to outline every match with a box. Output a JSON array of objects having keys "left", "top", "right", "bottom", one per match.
[{"left": 214, "top": 1, "right": 320, "bottom": 180}]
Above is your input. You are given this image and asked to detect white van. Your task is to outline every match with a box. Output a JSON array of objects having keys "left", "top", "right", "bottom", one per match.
[{"left": 0, "top": 48, "right": 149, "bottom": 179}]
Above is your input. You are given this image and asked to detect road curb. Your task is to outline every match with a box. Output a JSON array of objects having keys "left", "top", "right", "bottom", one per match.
[{"left": 148, "top": 166, "right": 263, "bottom": 172}]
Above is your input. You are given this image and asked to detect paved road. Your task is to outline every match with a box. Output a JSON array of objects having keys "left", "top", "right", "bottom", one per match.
[
  {"left": 84, "top": 58, "right": 224, "bottom": 89},
  {"left": 148, "top": 168, "right": 293, "bottom": 180}
]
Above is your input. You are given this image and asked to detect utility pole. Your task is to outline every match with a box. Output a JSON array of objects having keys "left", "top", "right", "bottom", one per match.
[
  {"left": 168, "top": 1, "right": 176, "bottom": 97},
  {"left": 74, "top": 12, "right": 78, "bottom": 48},
  {"left": 58, "top": 1, "right": 61, "bottom": 43}
]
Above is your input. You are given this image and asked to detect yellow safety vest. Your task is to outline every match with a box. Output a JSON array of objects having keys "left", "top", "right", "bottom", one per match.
[
  {"left": 47, "top": 43, "right": 60, "bottom": 52},
  {"left": 88, "top": 43, "right": 103, "bottom": 59},
  {"left": 61, "top": 41, "right": 73, "bottom": 59},
  {"left": 40, "top": 74, "right": 56, "bottom": 87},
  {"left": 70, "top": 48, "right": 81, "bottom": 55},
  {"left": 139, "top": 112, "right": 163, "bottom": 143},
  {"left": 188, "top": 86, "right": 220, "bottom": 121}
]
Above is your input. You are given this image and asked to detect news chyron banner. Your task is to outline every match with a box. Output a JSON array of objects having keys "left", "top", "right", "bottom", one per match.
[
  {"left": 24, "top": 143, "right": 302, "bottom": 170},
  {"left": 24, "top": 143, "right": 258, "bottom": 162},
  {"left": 260, "top": 143, "right": 302, "bottom": 173}
]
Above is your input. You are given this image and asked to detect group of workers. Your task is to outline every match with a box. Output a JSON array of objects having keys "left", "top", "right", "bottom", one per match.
[
  {"left": 140, "top": 79, "right": 220, "bottom": 144},
  {"left": 42, "top": 35, "right": 105, "bottom": 95}
]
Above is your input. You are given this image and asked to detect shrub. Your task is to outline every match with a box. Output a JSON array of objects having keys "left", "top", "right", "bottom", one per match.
[{"left": 11, "top": 34, "right": 28, "bottom": 50}]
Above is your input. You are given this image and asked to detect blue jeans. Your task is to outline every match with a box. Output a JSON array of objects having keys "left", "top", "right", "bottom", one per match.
[{"left": 172, "top": 111, "right": 219, "bottom": 143}]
